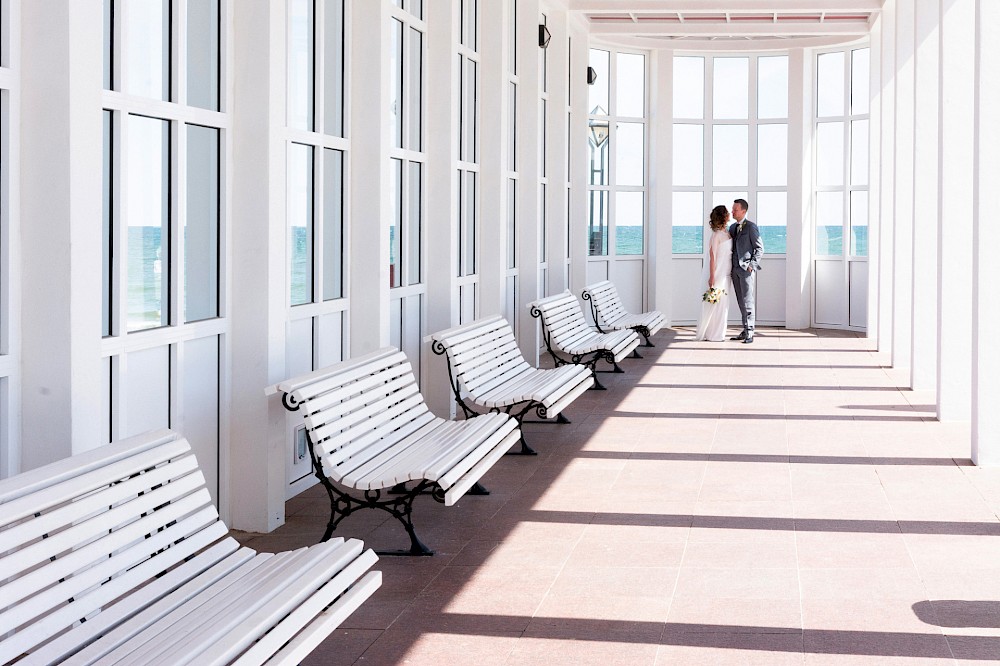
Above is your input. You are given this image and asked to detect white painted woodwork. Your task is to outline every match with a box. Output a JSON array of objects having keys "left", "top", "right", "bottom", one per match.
[
  {"left": 891, "top": 0, "right": 914, "bottom": 372},
  {"left": 581, "top": 280, "right": 665, "bottom": 341},
  {"left": 528, "top": 291, "right": 640, "bottom": 362}
]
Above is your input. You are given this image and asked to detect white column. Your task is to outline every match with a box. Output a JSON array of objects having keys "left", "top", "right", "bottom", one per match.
[
  {"left": 20, "top": 0, "right": 105, "bottom": 468},
  {"left": 910, "top": 0, "right": 940, "bottom": 391},
  {"left": 785, "top": 47, "right": 810, "bottom": 330},
  {"left": 877, "top": 1, "right": 896, "bottom": 357},
  {"left": 891, "top": 0, "right": 915, "bottom": 375},
  {"left": 546, "top": 10, "right": 570, "bottom": 296},
  {"left": 972, "top": 0, "right": 1000, "bottom": 464},
  {"left": 229, "top": 0, "right": 288, "bottom": 532},
  {"left": 651, "top": 49, "right": 673, "bottom": 319},
  {"left": 866, "top": 14, "right": 883, "bottom": 344},
  {"left": 567, "top": 23, "right": 589, "bottom": 296},
  {"left": 937, "top": 0, "right": 975, "bottom": 421}
]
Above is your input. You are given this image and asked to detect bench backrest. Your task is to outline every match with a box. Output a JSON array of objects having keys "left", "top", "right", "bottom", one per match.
[
  {"left": 430, "top": 315, "right": 532, "bottom": 398},
  {"left": 582, "top": 280, "right": 627, "bottom": 328},
  {"left": 0, "top": 429, "right": 232, "bottom": 663},
  {"left": 529, "top": 291, "right": 595, "bottom": 349},
  {"left": 278, "top": 348, "right": 433, "bottom": 483}
]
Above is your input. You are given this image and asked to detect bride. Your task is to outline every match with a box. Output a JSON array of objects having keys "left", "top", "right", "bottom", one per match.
[{"left": 694, "top": 205, "right": 733, "bottom": 341}]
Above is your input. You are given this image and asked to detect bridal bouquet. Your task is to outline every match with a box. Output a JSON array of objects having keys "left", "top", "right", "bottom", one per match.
[{"left": 702, "top": 286, "right": 726, "bottom": 304}]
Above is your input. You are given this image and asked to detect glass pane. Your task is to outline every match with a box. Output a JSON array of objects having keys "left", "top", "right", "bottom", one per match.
[
  {"left": 588, "top": 119, "right": 610, "bottom": 185},
  {"left": 323, "top": 148, "right": 344, "bottom": 300},
  {"left": 125, "top": 0, "right": 170, "bottom": 101},
  {"left": 407, "top": 27, "right": 424, "bottom": 151},
  {"left": 541, "top": 99, "right": 547, "bottom": 177},
  {"left": 851, "top": 190, "right": 869, "bottom": 256},
  {"left": 713, "top": 57, "right": 749, "bottom": 120},
  {"left": 187, "top": 0, "right": 219, "bottom": 111},
  {"left": 672, "top": 124, "right": 703, "bottom": 187},
  {"left": 588, "top": 190, "right": 608, "bottom": 256},
  {"left": 816, "top": 191, "right": 844, "bottom": 256},
  {"left": 104, "top": 0, "right": 113, "bottom": 90},
  {"left": 758, "top": 56, "right": 788, "bottom": 119},
  {"left": 851, "top": 119, "right": 869, "bottom": 186},
  {"left": 465, "top": 171, "right": 477, "bottom": 274},
  {"left": 757, "top": 191, "right": 787, "bottom": 254},
  {"left": 757, "top": 124, "right": 788, "bottom": 187},
  {"left": 507, "top": 178, "right": 516, "bottom": 269},
  {"left": 288, "top": 143, "right": 313, "bottom": 305},
  {"left": 672, "top": 192, "right": 704, "bottom": 254},
  {"left": 288, "top": 0, "right": 314, "bottom": 130},
  {"left": 711, "top": 190, "right": 748, "bottom": 212},
  {"left": 185, "top": 124, "right": 219, "bottom": 322},
  {"left": 615, "top": 192, "right": 643, "bottom": 256},
  {"left": 851, "top": 48, "right": 870, "bottom": 116},
  {"left": 816, "top": 121, "right": 845, "bottom": 187},
  {"left": 508, "top": 82, "right": 517, "bottom": 171},
  {"left": 616, "top": 53, "right": 645, "bottom": 118},
  {"left": 588, "top": 49, "right": 610, "bottom": 115},
  {"left": 540, "top": 15, "right": 547, "bottom": 94},
  {"left": 673, "top": 56, "right": 704, "bottom": 119},
  {"left": 508, "top": 0, "right": 516, "bottom": 75},
  {"left": 391, "top": 19, "right": 403, "bottom": 148},
  {"left": 713, "top": 124, "right": 748, "bottom": 187},
  {"left": 103, "top": 111, "right": 113, "bottom": 337},
  {"left": 324, "top": 0, "right": 346, "bottom": 136},
  {"left": 390, "top": 159, "right": 402, "bottom": 286},
  {"left": 465, "top": 58, "right": 478, "bottom": 162},
  {"left": 409, "top": 0, "right": 423, "bottom": 20},
  {"left": 406, "top": 161, "right": 422, "bottom": 284},
  {"left": 817, "top": 51, "right": 846, "bottom": 117},
  {"left": 615, "top": 122, "right": 644, "bottom": 187},
  {"left": 540, "top": 183, "right": 547, "bottom": 259},
  {"left": 127, "top": 115, "right": 170, "bottom": 331}
]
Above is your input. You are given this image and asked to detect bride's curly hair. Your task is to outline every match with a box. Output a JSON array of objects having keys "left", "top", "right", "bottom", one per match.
[{"left": 709, "top": 205, "right": 730, "bottom": 231}]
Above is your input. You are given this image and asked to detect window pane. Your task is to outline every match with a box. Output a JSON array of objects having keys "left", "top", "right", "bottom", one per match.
[
  {"left": 713, "top": 57, "right": 748, "bottom": 120},
  {"left": 817, "top": 51, "right": 845, "bottom": 117},
  {"left": 508, "top": 0, "right": 516, "bottom": 75},
  {"left": 713, "top": 124, "right": 748, "bottom": 187},
  {"left": 185, "top": 124, "right": 219, "bottom": 322},
  {"left": 507, "top": 178, "right": 516, "bottom": 268},
  {"left": 127, "top": 115, "right": 170, "bottom": 331},
  {"left": 672, "top": 192, "right": 703, "bottom": 254},
  {"left": 125, "top": 0, "right": 170, "bottom": 101},
  {"left": 816, "top": 191, "right": 844, "bottom": 256},
  {"left": 588, "top": 119, "right": 609, "bottom": 185},
  {"left": 757, "top": 191, "right": 787, "bottom": 254},
  {"left": 541, "top": 99, "right": 547, "bottom": 177},
  {"left": 588, "top": 190, "right": 608, "bottom": 256},
  {"left": 588, "top": 49, "right": 610, "bottom": 114},
  {"left": 711, "top": 190, "right": 748, "bottom": 211},
  {"left": 323, "top": 148, "right": 344, "bottom": 300},
  {"left": 465, "top": 171, "right": 477, "bottom": 274},
  {"left": 816, "top": 121, "right": 845, "bottom": 187},
  {"left": 851, "top": 48, "right": 870, "bottom": 116},
  {"left": 406, "top": 161, "right": 422, "bottom": 284},
  {"left": 187, "top": 0, "right": 219, "bottom": 111},
  {"left": 103, "top": 111, "right": 113, "bottom": 337},
  {"left": 390, "top": 159, "right": 402, "bottom": 286},
  {"left": 616, "top": 53, "right": 644, "bottom": 118},
  {"left": 851, "top": 119, "right": 869, "bottom": 186},
  {"left": 324, "top": 0, "right": 346, "bottom": 136},
  {"left": 851, "top": 191, "right": 868, "bottom": 257},
  {"left": 288, "top": 0, "right": 314, "bottom": 130},
  {"left": 288, "top": 143, "right": 314, "bottom": 305},
  {"left": 758, "top": 56, "right": 788, "bottom": 119},
  {"left": 615, "top": 192, "right": 643, "bottom": 256},
  {"left": 540, "top": 183, "right": 547, "bottom": 258},
  {"left": 104, "top": 0, "right": 113, "bottom": 90},
  {"left": 465, "top": 58, "right": 478, "bottom": 162},
  {"left": 407, "top": 27, "right": 424, "bottom": 151},
  {"left": 409, "top": 0, "right": 423, "bottom": 20},
  {"left": 757, "top": 124, "right": 788, "bottom": 187},
  {"left": 673, "top": 56, "right": 704, "bottom": 119},
  {"left": 672, "top": 124, "right": 703, "bottom": 187},
  {"left": 391, "top": 19, "right": 403, "bottom": 148},
  {"left": 508, "top": 82, "right": 517, "bottom": 171},
  {"left": 615, "top": 122, "right": 644, "bottom": 187}
]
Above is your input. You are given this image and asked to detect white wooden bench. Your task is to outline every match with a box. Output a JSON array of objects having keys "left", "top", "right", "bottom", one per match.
[
  {"left": 429, "top": 315, "right": 594, "bottom": 455},
  {"left": 274, "top": 347, "right": 521, "bottom": 556},
  {"left": 0, "top": 429, "right": 380, "bottom": 666},
  {"left": 581, "top": 280, "right": 666, "bottom": 348},
  {"left": 528, "top": 291, "right": 641, "bottom": 390}
]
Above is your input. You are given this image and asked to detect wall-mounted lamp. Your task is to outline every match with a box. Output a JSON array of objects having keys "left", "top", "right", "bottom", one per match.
[
  {"left": 587, "top": 66, "right": 598, "bottom": 85},
  {"left": 538, "top": 24, "right": 551, "bottom": 49}
]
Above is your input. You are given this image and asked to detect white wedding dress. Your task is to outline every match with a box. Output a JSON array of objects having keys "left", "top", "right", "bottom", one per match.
[{"left": 694, "top": 230, "right": 733, "bottom": 341}]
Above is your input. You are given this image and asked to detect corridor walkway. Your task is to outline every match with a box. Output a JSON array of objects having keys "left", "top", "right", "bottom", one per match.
[{"left": 236, "top": 328, "right": 1000, "bottom": 664}]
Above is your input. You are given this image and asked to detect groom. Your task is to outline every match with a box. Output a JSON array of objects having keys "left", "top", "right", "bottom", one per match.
[{"left": 728, "top": 199, "right": 764, "bottom": 344}]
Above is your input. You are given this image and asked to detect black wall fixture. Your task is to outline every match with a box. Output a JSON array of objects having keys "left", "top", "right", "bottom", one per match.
[
  {"left": 538, "top": 24, "right": 551, "bottom": 48},
  {"left": 587, "top": 66, "right": 597, "bottom": 85}
]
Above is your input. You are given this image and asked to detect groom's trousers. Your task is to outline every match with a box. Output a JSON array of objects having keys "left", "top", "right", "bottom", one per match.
[{"left": 733, "top": 271, "right": 756, "bottom": 336}]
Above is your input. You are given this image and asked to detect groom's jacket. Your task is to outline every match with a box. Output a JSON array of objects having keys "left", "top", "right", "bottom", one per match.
[{"left": 728, "top": 219, "right": 764, "bottom": 277}]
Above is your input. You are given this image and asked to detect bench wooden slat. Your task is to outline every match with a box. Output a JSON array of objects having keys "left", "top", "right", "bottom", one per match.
[
  {"left": 582, "top": 280, "right": 665, "bottom": 342},
  {"left": 528, "top": 291, "right": 641, "bottom": 368}
]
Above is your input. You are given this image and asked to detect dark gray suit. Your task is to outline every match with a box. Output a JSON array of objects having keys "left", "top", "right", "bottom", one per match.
[{"left": 728, "top": 219, "right": 764, "bottom": 337}]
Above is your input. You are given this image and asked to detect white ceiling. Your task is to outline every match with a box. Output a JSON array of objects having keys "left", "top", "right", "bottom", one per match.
[{"left": 569, "top": 0, "right": 882, "bottom": 50}]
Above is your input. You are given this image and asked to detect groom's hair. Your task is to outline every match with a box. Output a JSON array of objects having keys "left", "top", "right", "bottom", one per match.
[{"left": 733, "top": 198, "right": 749, "bottom": 212}]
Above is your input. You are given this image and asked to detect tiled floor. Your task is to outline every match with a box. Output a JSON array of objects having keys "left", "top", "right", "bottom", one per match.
[{"left": 234, "top": 328, "right": 1000, "bottom": 665}]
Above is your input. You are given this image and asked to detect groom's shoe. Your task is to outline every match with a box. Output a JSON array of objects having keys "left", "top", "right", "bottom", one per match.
[
  {"left": 743, "top": 336, "right": 754, "bottom": 344},
  {"left": 731, "top": 331, "right": 747, "bottom": 341}
]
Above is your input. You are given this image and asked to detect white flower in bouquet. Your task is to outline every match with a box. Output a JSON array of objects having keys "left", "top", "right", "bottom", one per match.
[{"left": 702, "top": 286, "right": 726, "bottom": 304}]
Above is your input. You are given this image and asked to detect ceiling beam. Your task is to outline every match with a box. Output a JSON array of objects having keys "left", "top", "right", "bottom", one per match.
[
  {"left": 586, "top": 20, "right": 872, "bottom": 36},
  {"left": 571, "top": 0, "right": 883, "bottom": 14}
]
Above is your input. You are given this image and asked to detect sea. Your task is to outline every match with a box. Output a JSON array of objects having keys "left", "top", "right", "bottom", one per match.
[{"left": 669, "top": 225, "right": 867, "bottom": 257}]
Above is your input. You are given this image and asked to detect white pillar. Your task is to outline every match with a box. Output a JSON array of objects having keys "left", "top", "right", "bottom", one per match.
[
  {"left": 877, "top": 1, "right": 896, "bottom": 357},
  {"left": 651, "top": 49, "right": 673, "bottom": 319},
  {"left": 567, "top": 23, "right": 590, "bottom": 296},
  {"left": 866, "top": 14, "right": 883, "bottom": 344},
  {"left": 909, "top": 0, "right": 940, "bottom": 391},
  {"left": 546, "top": 10, "right": 570, "bottom": 296},
  {"left": 936, "top": 0, "right": 975, "bottom": 422},
  {"left": 20, "top": 0, "right": 105, "bottom": 468},
  {"left": 891, "top": 0, "right": 915, "bottom": 375},
  {"left": 972, "top": 0, "right": 1000, "bottom": 464},
  {"left": 785, "top": 47, "right": 810, "bottom": 330}
]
